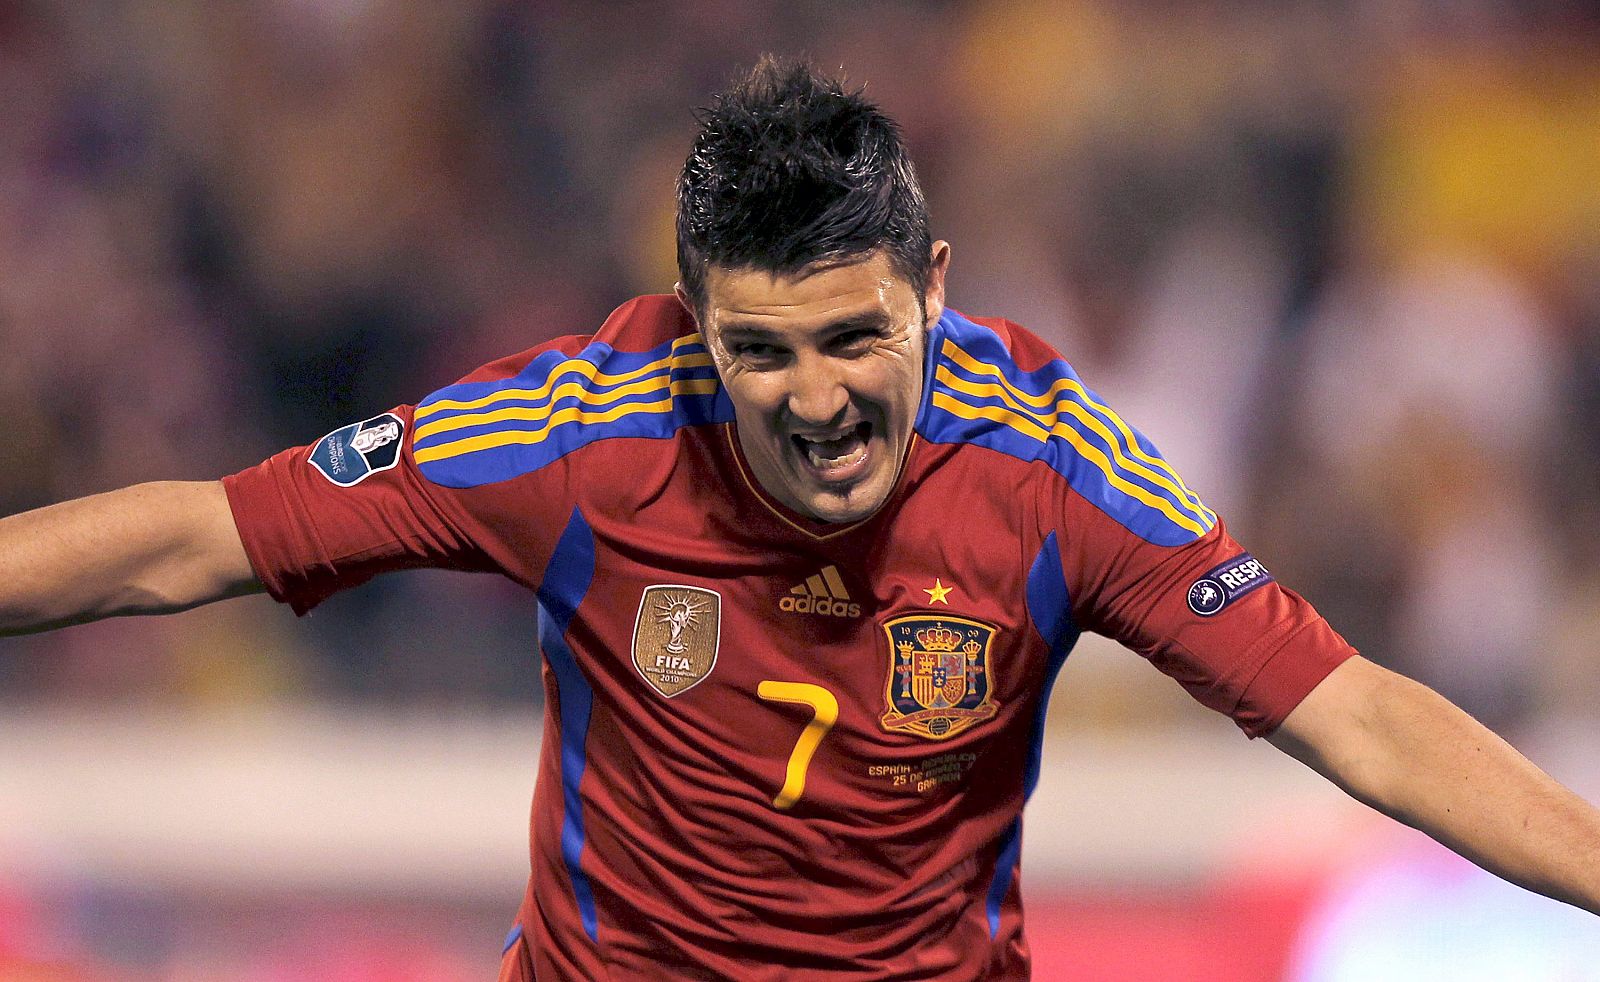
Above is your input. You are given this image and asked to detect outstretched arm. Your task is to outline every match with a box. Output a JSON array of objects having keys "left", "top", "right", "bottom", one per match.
[
  {"left": 1268, "top": 654, "right": 1600, "bottom": 914},
  {"left": 0, "top": 481, "right": 260, "bottom": 637}
]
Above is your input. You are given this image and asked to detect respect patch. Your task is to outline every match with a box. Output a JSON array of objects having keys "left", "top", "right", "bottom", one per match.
[
  {"left": 308, "top": 412, "right": 405, "bottom": 487},
  {"left": 1186, "top": 553, "right": 1272, "bottom": 616}
]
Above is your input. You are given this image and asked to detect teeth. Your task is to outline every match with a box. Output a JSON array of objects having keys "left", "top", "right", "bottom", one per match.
[
  {"left": 799, "top": 426, "right": 867, "bottom": 469},
  {"left": 793, "top": 423, "right": 870, "bottom": 472},
  {"left": 799, "top": 429, "right": 853, "bottom": 443},
  {"left": 805, "top": 440, "right": 867, "bottom": 469}
]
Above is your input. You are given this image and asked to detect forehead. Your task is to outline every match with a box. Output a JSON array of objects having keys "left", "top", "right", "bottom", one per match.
[{"left": 703, "top": 252, "right": 915, "bottom": 335}]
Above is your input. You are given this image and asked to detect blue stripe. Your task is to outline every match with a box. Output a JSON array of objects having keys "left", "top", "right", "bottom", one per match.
[
  {"left": 413, "top": 373, "right": 718, "bottom": 453},
  {"left": 414, "top": 359, "right": 720, "bottom": 446},
  {"left": 986, "top": 532, "right": 1081, "bottom": 937},
  {"left": 502, "top": 923, "right": 523, "bottom": 955},
  {"left": 918, "top": 310, "right": 1212, "bottom": 547},
  {"left": 934, "top": 383, "right": 1201, "bottom": 519},
  {"left": 934, "top": 369, "right": 1201, "bottom": 510},
  {"left": 419, "top": 338, "right": 707, "bottom": 416},
  {"left": 416, "top": 335, "right": 734, "bottom": 488},
  {"left": 420, "top": 390, "right": 730, "bottom": 488},
  {"left": 536, "top": 509, "right": 600, "bottom": 943},
  {"left": 934, "top": 313, "right": 1209, "bottom": 519}
]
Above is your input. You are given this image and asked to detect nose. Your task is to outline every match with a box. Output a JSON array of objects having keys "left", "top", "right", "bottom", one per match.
[{"left": 785, "top": 350, "right": 849, "bottom": 425}]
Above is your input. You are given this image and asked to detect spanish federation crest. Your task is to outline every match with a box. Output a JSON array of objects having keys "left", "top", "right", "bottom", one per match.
[
  {"left": 880, "top": 615, "right": 999, "bottom": 740},
  {"left": 632, "top": 585, "right": 721, "bottom": 697}
]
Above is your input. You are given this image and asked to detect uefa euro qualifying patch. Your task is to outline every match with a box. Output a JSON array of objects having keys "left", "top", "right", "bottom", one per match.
[
  {"left": 1186, "top": 553, "right": 1272, "bottom": 617},
  {"left": 308, "top": 412, "right": 405, "bottom": 487}
]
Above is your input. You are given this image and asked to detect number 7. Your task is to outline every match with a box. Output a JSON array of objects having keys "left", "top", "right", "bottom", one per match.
[{"left": 756, "top": 681, "right": 839, "bottom": 810}]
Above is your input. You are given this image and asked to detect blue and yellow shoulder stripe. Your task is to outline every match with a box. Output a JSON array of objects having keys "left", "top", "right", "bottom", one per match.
[
  {"left": 919, "top": 310, "right": 1217, "bottom": 546},
  {"left": 412, "top": 333, "right": 732, "bottom": 488}
]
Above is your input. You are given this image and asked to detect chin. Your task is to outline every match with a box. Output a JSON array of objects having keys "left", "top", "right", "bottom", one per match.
[
  {"left": 799, "top": 483, "right": 889, "bottom": 524},
  {"left": 804, "top": 503, "right": 864, "bottom": 524}
]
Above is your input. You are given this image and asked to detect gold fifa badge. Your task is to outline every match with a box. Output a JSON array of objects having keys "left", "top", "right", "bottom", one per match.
[
  {"left": 632, "top": 585, "right": 721, "bottom": 697},
  {"left": 880, "top": 614, "right": 999, "bottom": 740}
]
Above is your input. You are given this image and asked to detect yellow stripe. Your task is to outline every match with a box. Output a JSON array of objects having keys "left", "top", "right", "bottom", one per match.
[
  {"left": 413, "top": 378, "right": 720, "bottom": 465},
  {"left": 930, "top": 391, "right": 1210, "bottom": 537},
  {"left": 414, "top": 335, "right": 707, "bottom": 421},
  {"left": 941, "top": 341, "right": 1213, "bottom": 523},
  {"left": 414, "top": 363, "right": 714, "bottom": 442},
  {"left": 935, "top": 366, "right": 1213, "bottom": 530}
]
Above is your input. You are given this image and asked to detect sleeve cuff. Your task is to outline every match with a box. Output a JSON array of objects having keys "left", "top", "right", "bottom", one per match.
[
  {"left": 221, "top": 463, "right": 329, "bottom": 616},
  {"left": 1231, "top": 616, "right": 1359, "bottom": 738}
]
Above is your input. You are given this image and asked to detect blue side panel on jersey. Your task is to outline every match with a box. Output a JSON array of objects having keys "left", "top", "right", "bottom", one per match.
[
  {"left": 985, "top": 818, "right": 1023, "bottom": 940},
  {"left": 918, "top": 310, "right": 1210, "bottom": 547},
  {"left": 415, "top": 336, "right": 733, "bottom": 489},
  {"left": 536, "top": 509, "right": 600, "bottom": 943},
  {"left": 502, "top": 923, "right": 523, "bottom": 955},
  {"left": 1022, "top": 533, "right": 1080, "bottom": 796},
  {"left": 986, "top": 533, "right": 1082, "bottom": 938}
]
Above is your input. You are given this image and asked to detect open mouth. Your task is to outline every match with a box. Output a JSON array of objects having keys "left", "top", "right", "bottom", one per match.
[{"left": 792, "top": 422, "right": 872, "bottom": 479}]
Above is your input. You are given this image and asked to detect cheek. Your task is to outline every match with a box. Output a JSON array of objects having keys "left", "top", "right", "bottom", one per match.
[
  {"left": 874, "top": 365, "right": 924, "bottom": 421},
  {"left": 724, "top": 377, "right": 787, "bottom": 423}
]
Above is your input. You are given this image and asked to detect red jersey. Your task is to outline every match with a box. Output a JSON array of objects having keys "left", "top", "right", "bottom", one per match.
[{"left": 223, "top": 295, "right": 1355, "bottom": 980}]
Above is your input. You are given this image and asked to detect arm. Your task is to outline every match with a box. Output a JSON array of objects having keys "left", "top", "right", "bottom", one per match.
[
  {"left": 0, "top": 481, "right": 261, "bottom": 636},
  {"left": 1268, "top": 654, "right": 1600, "bottom": 914}
]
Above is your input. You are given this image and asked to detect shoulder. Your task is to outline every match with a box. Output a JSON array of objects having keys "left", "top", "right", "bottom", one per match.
[
  {"left": 919, "top": 308, "right": 1216, "bottom": 546},
  {"left": 411, "top": 296, "right": 731, "bottom": 488}
]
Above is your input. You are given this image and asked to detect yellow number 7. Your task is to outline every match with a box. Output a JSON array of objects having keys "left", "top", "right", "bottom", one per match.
[{"left": 756, "top": 681, "right": 839, "bottom": 810}]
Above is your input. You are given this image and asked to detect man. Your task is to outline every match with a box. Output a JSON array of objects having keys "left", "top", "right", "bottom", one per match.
[{"left": 2, "top": 57, "right": 1597, "bottom": 980}]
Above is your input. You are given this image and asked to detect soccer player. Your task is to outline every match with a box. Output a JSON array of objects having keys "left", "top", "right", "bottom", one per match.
[{"left": 3, "top": 58, "right": 1598, "bottom": 980}]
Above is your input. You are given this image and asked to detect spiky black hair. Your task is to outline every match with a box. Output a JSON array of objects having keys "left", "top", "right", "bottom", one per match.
[{"left": 675, "top": 55, "right": 932, "bottom": 313}]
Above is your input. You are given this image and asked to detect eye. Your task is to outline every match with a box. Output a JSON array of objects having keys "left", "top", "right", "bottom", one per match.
[
  {"left": 730, "top": 341, "right": 789, "bottom": 368},
  {"left": 832, "top": 329, "right": 880, "bottom": 354}
]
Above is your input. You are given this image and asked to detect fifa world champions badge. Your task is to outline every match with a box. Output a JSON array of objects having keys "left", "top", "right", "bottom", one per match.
[
  {"left": 632, "top": 585, "right": 722, "bottom": 697},
  {"left": 880, "top": 615, "right": 999, "bottom": 740}
]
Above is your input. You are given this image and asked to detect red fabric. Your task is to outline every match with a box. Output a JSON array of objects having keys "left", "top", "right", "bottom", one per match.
[
  {"left": 222, "top": 411, "right": 496, "bottom": 614},
  {"left": 222, "top": 296, "right": 1354, "bottom": 979},
  {"left": 1057, "top": 510, "right": 1355, "bottom": 738},
  {"left": 498, "top": 929, "right": 535, "bottom": 982}
]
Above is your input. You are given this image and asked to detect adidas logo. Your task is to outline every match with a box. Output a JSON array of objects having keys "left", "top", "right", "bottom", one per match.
[{"left": 779, "top": 565, "right": 863, "bottom": 618}]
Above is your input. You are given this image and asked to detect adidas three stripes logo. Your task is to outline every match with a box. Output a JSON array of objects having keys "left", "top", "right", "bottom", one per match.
[{"left": 778, "top": 565, "right": 863, "bottom": 618}]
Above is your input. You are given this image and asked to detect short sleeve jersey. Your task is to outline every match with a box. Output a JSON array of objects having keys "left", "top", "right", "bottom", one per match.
[{"left": 223, "top": 295, "right": 1356, "bottom": 981}]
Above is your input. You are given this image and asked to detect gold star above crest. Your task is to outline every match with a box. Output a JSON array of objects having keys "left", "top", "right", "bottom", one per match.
[{"left": 924, "top": 578, "right": 953, "bottom": 605}]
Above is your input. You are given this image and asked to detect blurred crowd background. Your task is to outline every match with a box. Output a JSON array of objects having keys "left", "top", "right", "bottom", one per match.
[{"left": 4, "top": 0, "right": 1600, "bottom": 978}]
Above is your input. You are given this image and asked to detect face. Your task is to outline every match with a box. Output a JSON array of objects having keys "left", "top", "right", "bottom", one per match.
[{"left": 682, "top": 244, "right": 950, "bottom": 524}]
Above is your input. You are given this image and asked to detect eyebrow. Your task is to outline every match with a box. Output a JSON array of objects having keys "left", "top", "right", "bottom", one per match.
[{"left": 717, "top": 311, "right": 894, "bottom": 340}]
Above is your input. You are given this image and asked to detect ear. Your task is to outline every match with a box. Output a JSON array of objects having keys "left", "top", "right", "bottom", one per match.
[
  {"left": 923, "top": 241, "right": 951, "bottom": 326},
  {"left": 674, "top": 283, "right": 702, "bottom": 330}
]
